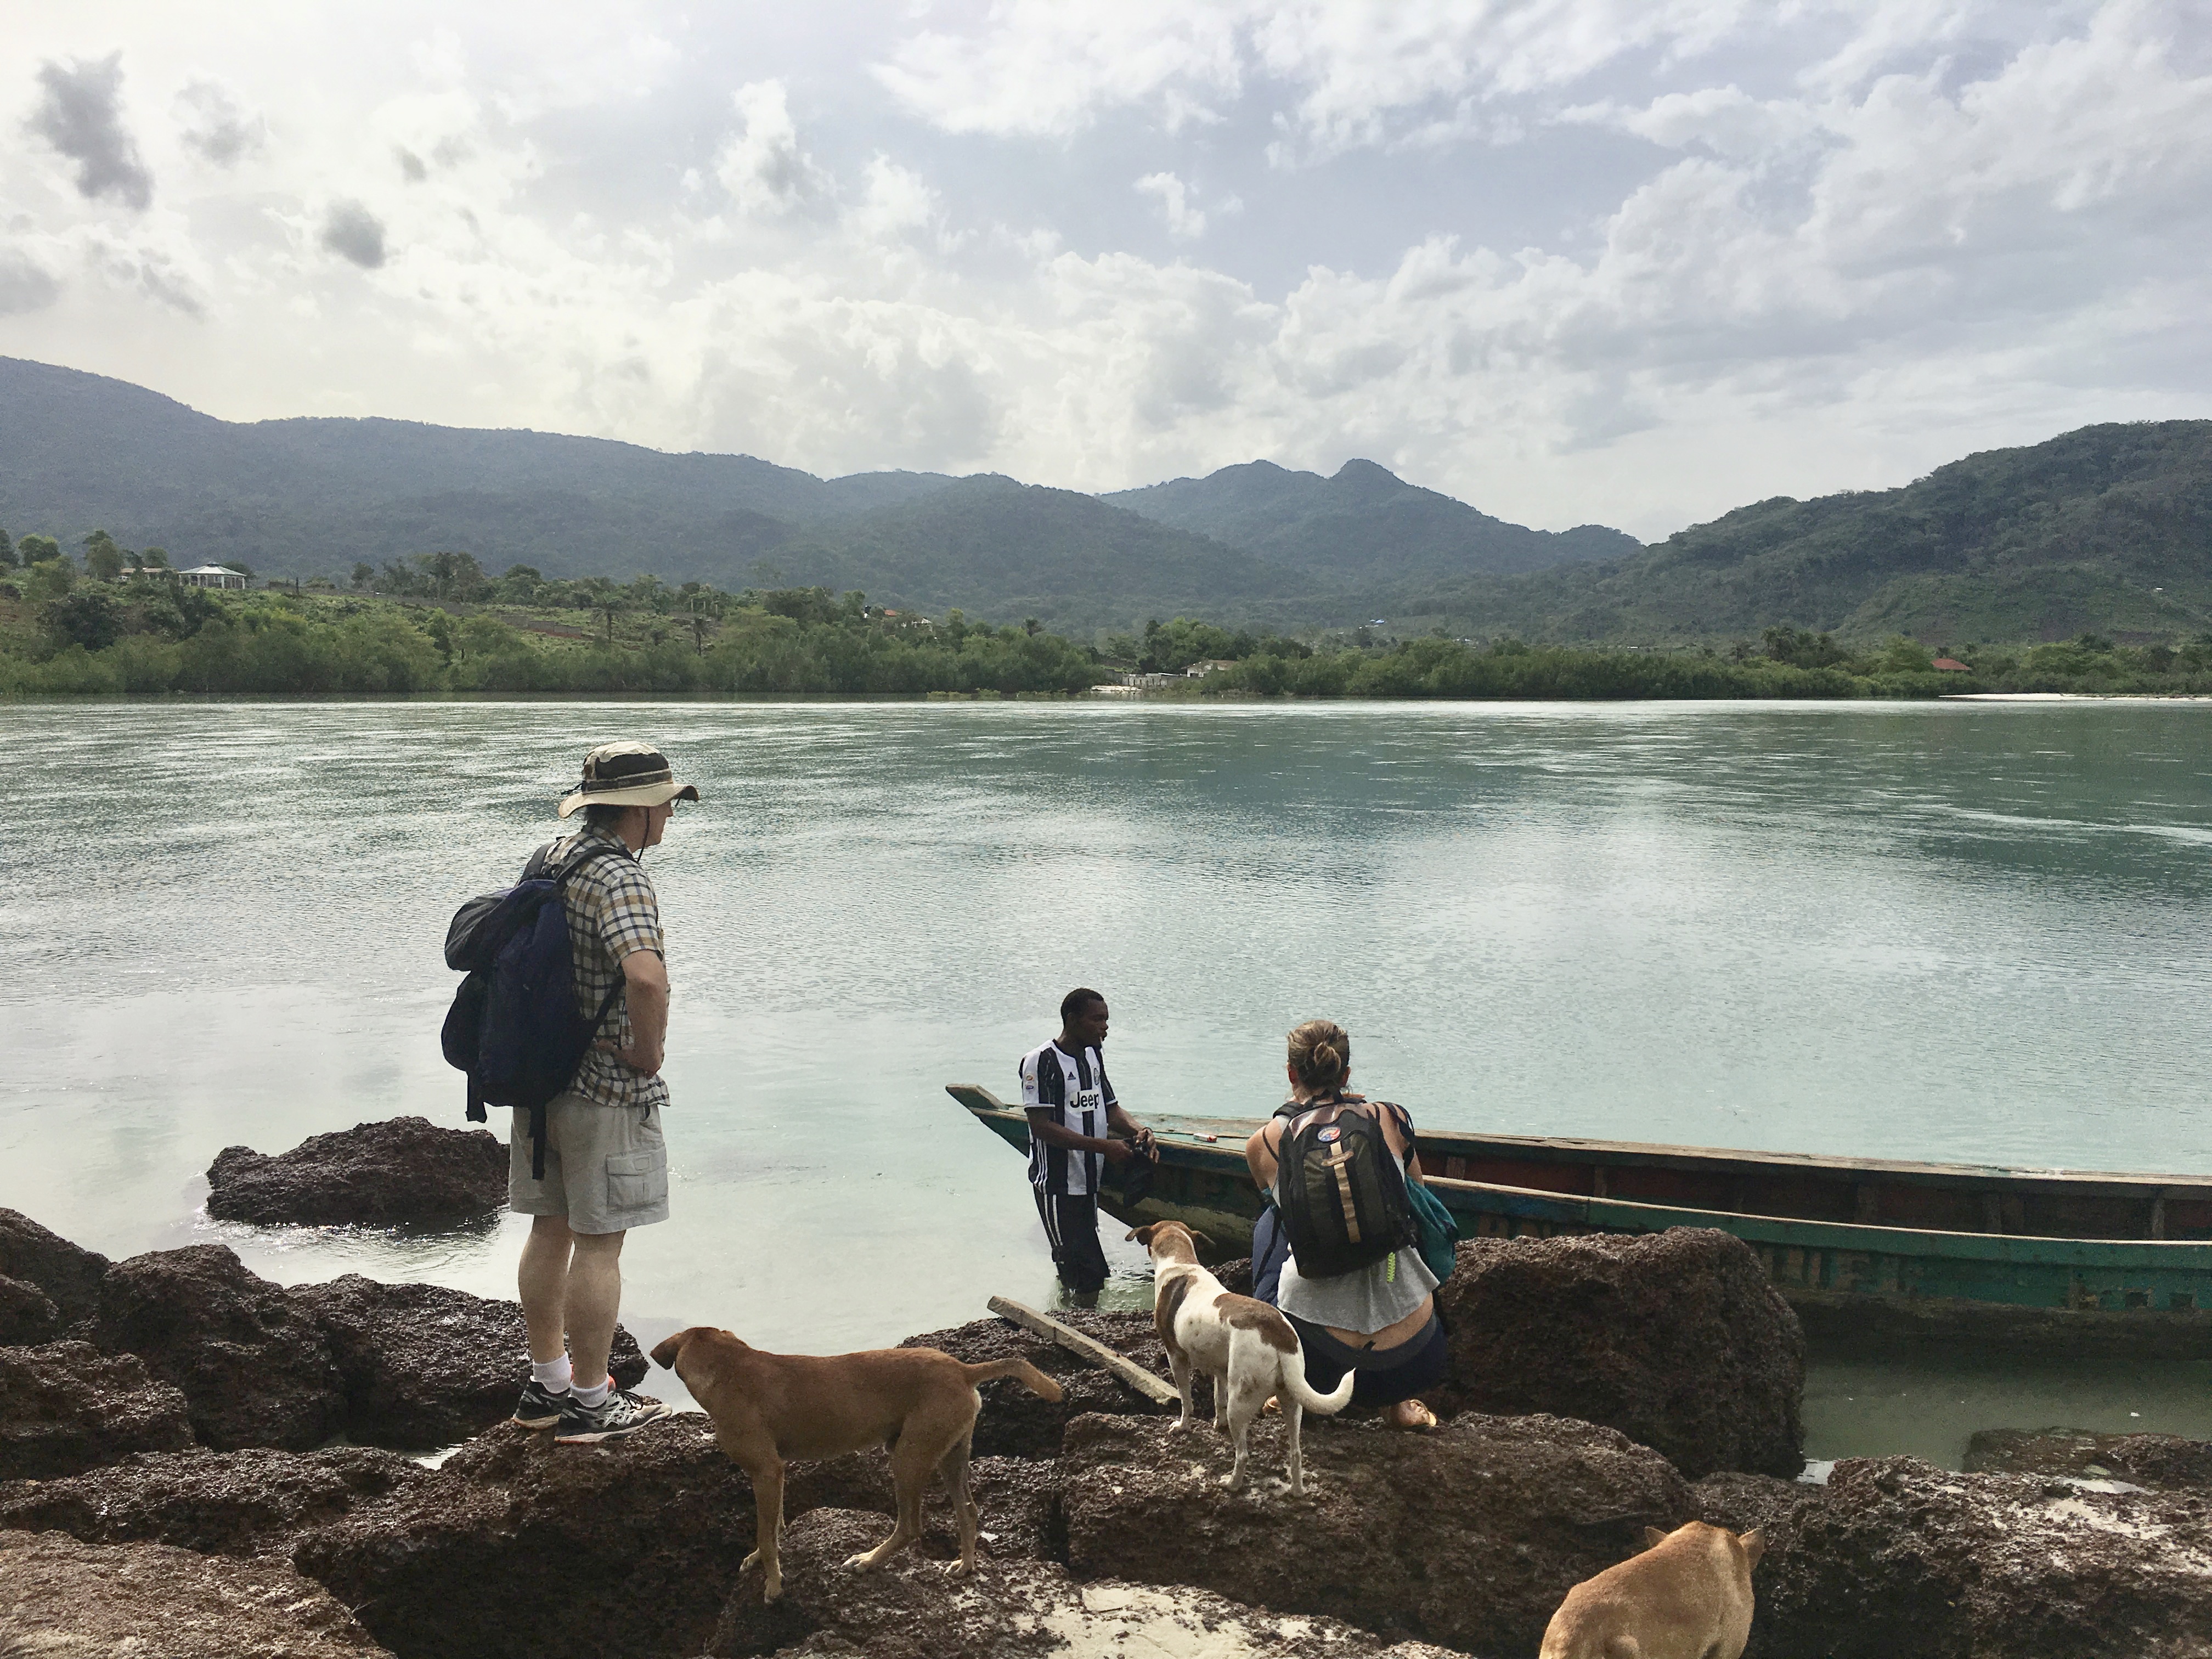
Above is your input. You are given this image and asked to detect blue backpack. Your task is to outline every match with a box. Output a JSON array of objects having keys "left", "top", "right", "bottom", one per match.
[{"left": 442, "top": 840, "right": 631, "bottom": 1178}]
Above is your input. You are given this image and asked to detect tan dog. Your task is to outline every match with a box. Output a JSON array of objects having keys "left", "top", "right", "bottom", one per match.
[
  {"left": 1538, "top": 1520, "right": 1765, "bottom": 1659},
  {"left": 1128, "top": 1221, "right": 1356, "bottom": 1494},
  {"left": 651, "top": 1327, "right": 1060, "bottom": 1601}
]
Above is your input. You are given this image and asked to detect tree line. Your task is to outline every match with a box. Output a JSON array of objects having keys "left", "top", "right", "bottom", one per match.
[
  {"left": 0, "top": 572, "right": 1101, "bottom": 698},
  {"left": 5, "top": 540, "right": 2209, "bottom": 699}
]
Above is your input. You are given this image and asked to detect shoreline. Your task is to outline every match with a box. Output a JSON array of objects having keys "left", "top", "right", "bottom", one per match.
[{"left": 6, "top": 1199, "right": 2210, "bottom": 1659}]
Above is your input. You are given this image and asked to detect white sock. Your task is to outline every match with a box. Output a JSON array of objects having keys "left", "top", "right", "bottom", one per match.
[
  {"left": 572, "top": 1376, "right": 610, "bottom": 1409},
  {"left": 531, "top": 1356, "right": 572, "bottom": 1393}
]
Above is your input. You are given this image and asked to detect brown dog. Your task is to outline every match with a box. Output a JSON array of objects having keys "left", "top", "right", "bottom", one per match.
[
  {"left": 1538, "top": 1520, "right": 1765, "bottom": 1659},
  {"left": 651, "top": 1327, "right": 1060, "bottom": 1601}
]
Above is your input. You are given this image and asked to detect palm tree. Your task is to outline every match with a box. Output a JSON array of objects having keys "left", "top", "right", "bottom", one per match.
[{"left": 576, "top": 577, "right": 624, "bottom": 646}]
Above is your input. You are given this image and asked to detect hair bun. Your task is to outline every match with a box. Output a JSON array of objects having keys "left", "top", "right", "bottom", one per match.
[{"left": 1286, "top": 1019, "right": 1351, "bottom": 1090}]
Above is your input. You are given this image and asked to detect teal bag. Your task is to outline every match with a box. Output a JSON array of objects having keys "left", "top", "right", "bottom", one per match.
[
  {"left": 1407, "top": 1180, "right": 1459, "bottom": 1284},
  {"left": 1375, "top": 1100, "right": 1457, "bottom": 1284}
]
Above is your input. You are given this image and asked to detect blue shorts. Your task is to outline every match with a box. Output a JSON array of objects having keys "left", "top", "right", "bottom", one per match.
[{"left": 1283, "top": 1310, "right": 1451, "bottom": 1408}]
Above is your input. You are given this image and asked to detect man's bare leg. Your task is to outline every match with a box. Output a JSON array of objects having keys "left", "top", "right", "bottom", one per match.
[
  {"left": 564, "top": 1228, "right": 627, "bottom": 1389},
  {"left": 517, "top": 1214, "right": 575, "bottom": 1365}
]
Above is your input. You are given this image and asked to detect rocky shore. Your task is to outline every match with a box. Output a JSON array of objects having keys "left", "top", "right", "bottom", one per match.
[{"left": 3, "top": 1205, "right": 2209, "bottom": 1658}]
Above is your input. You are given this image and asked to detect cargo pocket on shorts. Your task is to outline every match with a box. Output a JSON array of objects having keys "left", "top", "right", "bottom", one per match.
[{"left": 606, "top": 1151, "right": 668, "bottom": 1212}]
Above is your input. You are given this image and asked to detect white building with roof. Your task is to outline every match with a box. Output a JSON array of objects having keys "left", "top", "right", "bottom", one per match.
[{"left": 176, "top": 565, "right": 249, "bottom": 589}]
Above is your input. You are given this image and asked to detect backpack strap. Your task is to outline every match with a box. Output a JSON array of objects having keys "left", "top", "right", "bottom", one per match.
[{"left": 527, "top": 838, "right": 634, "bottom": 884}]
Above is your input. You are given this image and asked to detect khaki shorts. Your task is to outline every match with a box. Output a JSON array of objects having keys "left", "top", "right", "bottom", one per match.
[{"left": 509, "top": 1092, "right": 670, "bottom": 1234}]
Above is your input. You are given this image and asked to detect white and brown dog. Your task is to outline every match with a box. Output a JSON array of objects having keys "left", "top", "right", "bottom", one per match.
[
  {"left": 1538, "top": 1520, "right": 1766, "bottom": 1659},
  {"left": 1127, "top": 1220, "right": 1356, "bottom": 1494},
  {"left": 652, "top": 1327, "right": 1062, "bottom": 1601}
]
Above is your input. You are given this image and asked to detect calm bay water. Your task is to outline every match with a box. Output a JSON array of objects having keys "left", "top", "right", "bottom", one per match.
[{"left": 5, "top": 697, "right": 2210, "bottom": 1464}]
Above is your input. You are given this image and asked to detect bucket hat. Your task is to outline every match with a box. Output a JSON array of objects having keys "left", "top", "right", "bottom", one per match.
[{"left": 556, "top": 741, "right": 701, "bottom": 817}]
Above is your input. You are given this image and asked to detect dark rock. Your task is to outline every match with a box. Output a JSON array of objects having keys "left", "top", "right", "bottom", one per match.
[
  {"left": 0, "top": 1445, "right": 431, "bottom": 1556},
  {"left": 0, "top": 1341, "right": 195, "bottom": 1479},
  {"left": 1757, "top": 1454, "right": 2212, "bottom": 1658},
  {"left": 1432, "top": 1227, "right": 1805, "bottom": 1479},
  {"left": 1963, "top": 1427, "right": 2212, "bottom": 1490},
  {"left": 966, "top": 1455, "right": 1064, "bottom": 1564},
  {"left": 705, "top": 1508, "right": 1467, "bottom": 1659},
  {"left": 1691, "top": 1469, "right": 1828, "bottom": 1652},
  {"left": 899, "top": 1310, "right": 1174, "bottom": 1458},
  {"left": 1062, "top": 1409, "right": 1694, "bottom": 1655},
  {"left": 294, "top": 1418, "right": 902, "bottom": 1659},
  {"left": 0, "top": 1206, "right": 110, "bottom": 1325},
  {"left": 97, "top": 1243, "right": 345, "bottom": 1451},
  {"left": 207, "top": 1115, "right": 508, "bottom": 1226},
  {"left": 1694, "top": 1469, "right": 1821, "bottom": 1539},
  {"left": 1212, "top": 1255, "right": 1255, "bottom": 1296},
  {"left": 0, "top": 1527, "right": 392, "bottom": 1657},
  {"left": 0, "top": 1272, "right": 60, "bottom": 1345},
  {"left": 291, "top": 1273, "right": 647, "bottom": 1448}
]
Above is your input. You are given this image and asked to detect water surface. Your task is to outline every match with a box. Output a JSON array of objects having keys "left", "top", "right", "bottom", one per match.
[{"left": 6, "top": 698, "right": 2209, "bottom": 1458}]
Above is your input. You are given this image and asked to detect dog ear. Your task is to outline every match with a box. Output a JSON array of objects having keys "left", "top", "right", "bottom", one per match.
[
  {"left": 1739, "top": 1528, "right": 1765, "bottom": 1568},
  {"left": 648, "top": 1329, "right": 690, "bottom": 1370},
  {"left": 1127, "top": 1223, "right": 1156, "bottom": 1244},
  {"left": 1186, "top": 1227, "right": 1215, "bottom": 1250},
  {"left": 1641, "top": 1526, "right": 1669, "bottom": 1549}
]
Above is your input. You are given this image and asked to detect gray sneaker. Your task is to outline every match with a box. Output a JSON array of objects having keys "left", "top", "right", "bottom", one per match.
[
  {"left": 552, "top": 1386, "right": 673, "bottom": 1444},
  {"left": 512, "top": 1377, "right": 569, "bottom": 1430}
]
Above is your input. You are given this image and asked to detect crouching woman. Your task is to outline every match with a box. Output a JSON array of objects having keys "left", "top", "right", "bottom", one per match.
[{"left": 1244, "top": 1019, "right": 1449, "bottom": 1430}]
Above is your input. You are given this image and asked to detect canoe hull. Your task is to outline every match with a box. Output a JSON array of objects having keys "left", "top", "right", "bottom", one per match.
[{"left": 951, "top": 1087, "right": 2212, "bottom": 1358}]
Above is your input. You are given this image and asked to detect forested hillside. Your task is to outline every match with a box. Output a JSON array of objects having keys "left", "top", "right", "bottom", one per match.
[
  {"left": 0, "top": 357, "right": 956, "bottom": 584},
  {"left": 0, "top": 358, "right": 1637, "bottom": 630},
  {"left": 0, "top": 358, "right": 1303, "bottom": 627},
  {"left": 1382, "top": 421, "right": 2212, "bottom": 642},
  {"left": 1106, "top": 457, "right": 1636, "bottom": 580}
]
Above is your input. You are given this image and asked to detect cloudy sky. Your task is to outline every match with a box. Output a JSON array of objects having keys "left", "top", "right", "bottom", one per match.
[{"left": 3, "top": 1, "right": 2208, "bottom": 538}]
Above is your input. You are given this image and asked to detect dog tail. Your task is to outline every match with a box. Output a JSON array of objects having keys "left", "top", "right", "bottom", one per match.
[
  {"left": 962, "top": 1358, "right": 1064, "bottom": 1402},
  {"left": 1277, "top": 1345, "right": 1358, "bottom": 1417}
]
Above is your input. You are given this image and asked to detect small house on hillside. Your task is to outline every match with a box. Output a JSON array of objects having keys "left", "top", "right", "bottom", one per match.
[
  {"left": 1186, "top": 659, "right": 1238, "bottom": 677},
  {"left": 178, "top": 565, "right": 249, "bottom": 590}
]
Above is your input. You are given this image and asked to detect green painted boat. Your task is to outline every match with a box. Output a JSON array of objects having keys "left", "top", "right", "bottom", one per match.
[{"left": 950, "top": 1085, "right": 2212, "bottom": 1358}]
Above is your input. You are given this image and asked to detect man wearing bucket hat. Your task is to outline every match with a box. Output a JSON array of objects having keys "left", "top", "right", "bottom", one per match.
[{"left": 511, "top": 741, "right": 699, "bottom": 1444}]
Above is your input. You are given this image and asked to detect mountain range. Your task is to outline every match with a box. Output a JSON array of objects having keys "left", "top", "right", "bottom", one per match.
[
  {"left": 0, "top": 358, "right": 1601, "bottom": 631},
  {"left": 4, "top": 356, "right": 2209, "bottom": 641},
  {"left": 1104, "top": 458, "right": 1636, "bottom": 581}
]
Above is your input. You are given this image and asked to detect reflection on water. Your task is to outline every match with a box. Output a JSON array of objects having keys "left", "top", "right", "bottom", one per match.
[{"left": 4, "top": 698, "right": 2210, "bottom": 1458}]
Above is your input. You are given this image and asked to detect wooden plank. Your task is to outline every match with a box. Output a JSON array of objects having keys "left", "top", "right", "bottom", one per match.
[{"left": 986, "top": 1295, "right": 1180, "bottom": 1406}]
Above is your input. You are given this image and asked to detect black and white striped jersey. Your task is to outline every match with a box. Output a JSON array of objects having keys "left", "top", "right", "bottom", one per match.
[{"left": 1019, "top": 1040, "right": 1117, "bottom": 1195}]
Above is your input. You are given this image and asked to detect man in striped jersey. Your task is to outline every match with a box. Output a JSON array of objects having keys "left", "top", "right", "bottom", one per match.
[{"left": 1021, "top": 988, "right": 1156, "bottom": 1299}]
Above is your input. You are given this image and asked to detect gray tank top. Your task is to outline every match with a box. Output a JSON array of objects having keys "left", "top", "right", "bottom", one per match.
[{"left": 1272, "top": 1101, "right": 1438, "bottom": 1336}]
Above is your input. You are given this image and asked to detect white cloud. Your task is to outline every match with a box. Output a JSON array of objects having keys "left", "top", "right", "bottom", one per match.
[
  {"left": 873, "top": 1, "right": 1247, "bottom": 138},
  {"left": 715, "top": 80, "right": 831, "bottom": 216},
  {"left": 0, "top": 1, "right": 2207, "bottom": 543},
  {"left": 1133, "top": 171, "right": 1205, "bottom": 239},
  {"left": 847, "top": 155, "right": 937, "bottom": 241},
  {"left": 876, "top": 0, "right": 1768, "bottom": 153}
]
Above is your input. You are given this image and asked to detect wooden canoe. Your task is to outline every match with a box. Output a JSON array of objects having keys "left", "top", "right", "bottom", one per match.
[{"left": 950, "top": 1085, "right": 2212, "bottom": 1358}]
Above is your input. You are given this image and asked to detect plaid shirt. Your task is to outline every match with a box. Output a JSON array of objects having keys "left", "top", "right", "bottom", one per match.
[{"left": 549, "top": 825, "right": 668, "bottom": 1111}]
